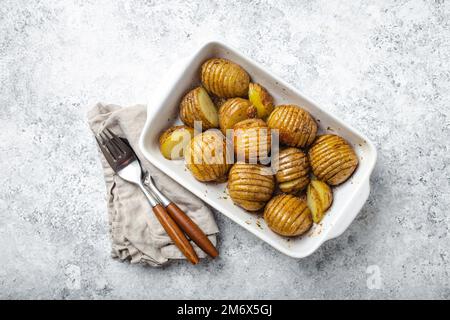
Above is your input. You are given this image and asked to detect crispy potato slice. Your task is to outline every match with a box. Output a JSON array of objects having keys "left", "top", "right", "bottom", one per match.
[
  {"left": 306, "top": 179, "right": 333, "bottom": 223},
  {"left": 248, "top": 83, "right": 274, "bottom": 119},
  {"left": 159, "top": 125, "right": 195, "bottom": 160}
]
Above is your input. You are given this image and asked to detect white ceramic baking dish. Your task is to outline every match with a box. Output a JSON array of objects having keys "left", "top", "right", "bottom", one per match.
[{"left": 139, "top": 41, "right": 377, "bottom": 258}]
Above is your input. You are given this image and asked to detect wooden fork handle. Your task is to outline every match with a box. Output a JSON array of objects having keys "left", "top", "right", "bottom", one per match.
[
  {"left": 152, "top": 204, "right": 199, "bottom": 265},
  {"left": 166, "top": 203, "right": 219, "bottom": 258}
]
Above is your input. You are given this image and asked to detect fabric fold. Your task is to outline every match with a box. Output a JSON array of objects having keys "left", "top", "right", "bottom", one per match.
[{"left": 88, "top": 103, "right": 219, "bottom": 266}]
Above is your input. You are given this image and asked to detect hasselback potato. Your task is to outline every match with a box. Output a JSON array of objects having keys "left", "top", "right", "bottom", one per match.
[
  {"left": 274, "top": 148, "right": 310, "bottom": 194},
  {"left": 233, "top": 119, "right": 271, "bottom": 162},
  {"left": 180, "top": 86, "right": 218, "bottom": 130},
  {"left": 201, "top": 58, "right": 250, "bottom": 98},
  {"left": 264, "top": 194, "right": 313, "bottom": 237},
  {"left": 267, "top": 105, "right": 317, "bottom": 148},
  {"left": 248, "top": 83, "right": 274, "bottom": 119},
  {"left": 159, "top": 125, "right": 194, "bottom": 160},
  {"left": 185, "top": 130, "right": 231, "bottom": 182},
  {"left": 219, "top": 98, "right": 257, "bottom": 134},
  {"left": 228, "top": 163, "right": 275, "bottom": 211},
  {"left": 308, "top": 134, "right": 358, "bottom": 185}
]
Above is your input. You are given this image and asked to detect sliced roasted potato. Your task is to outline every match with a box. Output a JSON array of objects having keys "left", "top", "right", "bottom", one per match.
[
  {"left": 219, "top": 98, "right": 257, "bottom": 134},
  {"left": 159, "top": 125, "right": 195, "bottom": 160},
  {"left": 233, "top": 118, "right": 271, "bottom": 163},
  {"left": 307, "top": 180, "right": 333, "bottom": 223},
  {"left": 274, "top": 148, "right": 310, "bottom": 194},
  {"left": 201, "top": 58, "right": 250, "bottom": 98},
  {"left": 308, "top": 134, "right": 358, "bottom": 185},
  {"left": 264, "top": 194, "right": 313, "bottom": 237},
  {"left": 185, "top": 130, "right": 230, "bottom": 182},
  {"left": 248, "top": 83, "right": 274, "bottom": 119},
  {"left": 267, "top": 105, "right": 317, "bottom": 148},
  {"left": 228, "top": 163, "right": 275, "bottom": 211},
  {"left": 180, "top": 86, "right": 218, "bottom": 130}
]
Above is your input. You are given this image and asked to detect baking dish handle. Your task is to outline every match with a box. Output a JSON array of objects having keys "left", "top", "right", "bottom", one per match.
[{"left": 326, "top": 179, "right": 370, "bottom": 240}]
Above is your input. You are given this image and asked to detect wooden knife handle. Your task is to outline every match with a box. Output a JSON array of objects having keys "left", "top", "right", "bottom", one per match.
[
  {"left": 166, "top": 203, "right": 219, "bottom": 258},
  {"left": 152, "top": 204, "right": 199, "bottom": 264}
]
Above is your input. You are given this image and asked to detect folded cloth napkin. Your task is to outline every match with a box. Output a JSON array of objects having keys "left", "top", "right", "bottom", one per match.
[{"left": 87, "top": 103, "right": 219, "bottom": 266}]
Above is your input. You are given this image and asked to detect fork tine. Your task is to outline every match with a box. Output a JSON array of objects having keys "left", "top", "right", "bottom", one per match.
[
  {"left": 96, "top": 128, "right": 136, "bottom": 172},
  {"left": 104, "top": 127, "right": 115, "bottom": 138},
  {"left": 105, "top": 128, "right": 132, "bottom": 154},
  {"left": 105, "top": 140, "right": 120, "bottom": 159},
  {"left": 104, "top": 128, "right": 120, "bottom": 143},
  {"left": 98, "top": 131, "right": 108, "bottom": 144},
  {"left": 95, "top": 134, "right": 117, "bottom": 167},
  {"left": 102, "top": 129, "right": 125, "bottom": 157},
  {"left": 95, "top": 134, "right": 102, "bottom": 145},
  {"left": 109, "top": 135, "right": 125, "bottom": 155},
  {"left": 100, "top": 131, "right": 122, "bottom": 160}
]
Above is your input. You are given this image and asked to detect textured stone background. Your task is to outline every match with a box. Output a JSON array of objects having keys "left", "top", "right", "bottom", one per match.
[{"left": 1, "top": 0, "right": 449, "bottom": 299}]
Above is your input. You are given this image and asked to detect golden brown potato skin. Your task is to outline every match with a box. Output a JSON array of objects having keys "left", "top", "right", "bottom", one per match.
[
  {"left": 179, "top": 86, "right": 218, "bottom": 130},
  {"left": 211, "top": 95, "right": 228, "bottom": 110},
  {"left": 308, "top": 134, "right": 358, "bottom": 185},
  {"left": 185, "top": 130, "right": 231, "bottom": 182},
  {"left": 228, "top": 163, "right": 275, "bottom": 211},
  {"left": 248, "top": 83, "right": 274, "bottom": 119},
  {"left": 219, "top": 98, "right": 257, "bottom": 134},
  {"left": 233, "top": 119, "right": 271, "bottom": 162},
  {"left": 274, "top": 148, "right": 310, "bottom": 194},
  {"left": 267, "top": 105, "right": 317, "bottom": 148},
  {"left": 264, "top": 194, "right": 313, "bottom": 237},
  {"left": 201, "top": 58, "right": 250, "bottom": 98},
  {"left": 159, "top": 125, "right": 194, "bottom": 160},
  {"left": 307, "top": 179, "right": 333, "bottom": 223}
]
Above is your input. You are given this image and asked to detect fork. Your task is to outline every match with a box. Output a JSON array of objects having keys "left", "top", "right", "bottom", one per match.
[
  {"left": 145, "top": 175, "right": 219, "bottom": 258},
  {"left": 96, "top": 128, "right": 199, "bottom": 264}
]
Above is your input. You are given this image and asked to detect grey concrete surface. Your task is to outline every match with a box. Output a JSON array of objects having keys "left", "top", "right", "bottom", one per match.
[{"left": 1, "top": 0, "right": 449, "bottom": 299}]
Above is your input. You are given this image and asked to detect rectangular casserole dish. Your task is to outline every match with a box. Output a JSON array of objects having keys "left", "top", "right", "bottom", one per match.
[{"left": 139, "top": 41, "right": 377, "bottom": 258}]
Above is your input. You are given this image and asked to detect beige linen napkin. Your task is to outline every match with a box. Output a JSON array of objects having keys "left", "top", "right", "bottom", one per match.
[{"left": 88, "top": 103, "right": 219, "bottom": 266}]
